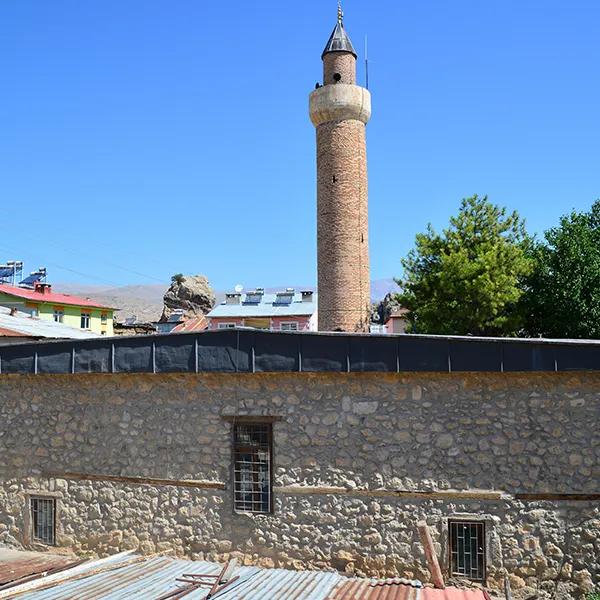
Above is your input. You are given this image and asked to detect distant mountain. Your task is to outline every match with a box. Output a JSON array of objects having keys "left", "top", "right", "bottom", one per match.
[
  {"left": 371, "top": 278, "right": 400, "bottom": 301},
  {"left": 54, "top": 283, "right": 165, "bottom": 323},
  {"left": 54, "top": 278, "right": 401, "bottom": 324}
]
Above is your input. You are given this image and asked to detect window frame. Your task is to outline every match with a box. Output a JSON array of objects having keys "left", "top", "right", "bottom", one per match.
[
  {"left": 53, "top": 309, "right": 64, "bottom": 323},
  {"left": 231, "top": 420, "right": 274, "bottom": 515},
  {"left": 29, "top": 496, "right": 57, "bottom": 546},
  {"left": 448, "top": 519, "right": 486, "bottom": 582},
  {"left": 279, "top": 321, "right": 299, "bottom": 332},
  {"left": 80, "top": 312, "right": 91, "bottom": 329},
  {"left": 217, "top": 322, "right": 236, "bottom": 330}
]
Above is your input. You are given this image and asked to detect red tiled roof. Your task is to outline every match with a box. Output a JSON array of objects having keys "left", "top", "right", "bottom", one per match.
[
  {"left": 329, "top": 579, "right": 489, "bottom": 600},
  {"left": 421, "top": 588, "right": 489, "bottom": 600},
  {"left": 0, "top": 284, "right": 115, "bottom": 310}
]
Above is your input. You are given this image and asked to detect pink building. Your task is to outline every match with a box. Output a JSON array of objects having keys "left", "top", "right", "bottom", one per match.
[
  {"left": 385, "top": 306, "right": 409, "bottom": 334},
  {"left": 207, "top": 288, "right": 317, "bottom": 332}
]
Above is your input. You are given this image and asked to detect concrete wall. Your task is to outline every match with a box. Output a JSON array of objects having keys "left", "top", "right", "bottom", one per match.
[{"left": 0, "top": 372, "right": 598, "bottom": 598}]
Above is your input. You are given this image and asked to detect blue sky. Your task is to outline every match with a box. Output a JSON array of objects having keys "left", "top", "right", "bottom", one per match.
[{"left": 1, "top": 1, "right": 598, "bottom": 291}]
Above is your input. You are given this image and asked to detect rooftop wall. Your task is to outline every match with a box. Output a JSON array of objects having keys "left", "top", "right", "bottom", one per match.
[{"left": 3, "top": 330, "right": 600, "bottom": 375}]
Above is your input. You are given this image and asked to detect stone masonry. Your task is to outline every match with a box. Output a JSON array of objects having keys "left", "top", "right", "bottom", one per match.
[{"left": 0, "top": 371, "right": 598, "bottom": 599}]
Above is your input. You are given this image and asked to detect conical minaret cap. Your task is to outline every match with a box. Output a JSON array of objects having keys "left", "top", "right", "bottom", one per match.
[{"left": 321, "top": 10, "right": 357, "bottom": 59}]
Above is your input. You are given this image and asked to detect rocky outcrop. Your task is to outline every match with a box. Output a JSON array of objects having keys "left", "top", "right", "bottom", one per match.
[
  {"left": 160, "top": 275, "right": 215, "bottom": 321},
  {"left": 373, "top": 292, "right": 404, "bottom": 325}
]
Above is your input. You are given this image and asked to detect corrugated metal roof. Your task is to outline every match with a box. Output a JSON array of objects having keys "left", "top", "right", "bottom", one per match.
[
  {"left": 0, "top": 549, "right": 76, "bottom": 587},
  {"left": 3, "top": 552, "right": 489, "bottom": 600},
  {"left": 0, "top": 327, "right": 23, "bottom": 337},
  {"left": 207, "top": 292, "right": 317, "bottom": 318},
  {"left": 0, "top": 284, "right": 115, "bottom": 310},
  {"left": 327, "top": 577, "right": 420, "bottom": 599},
  {"left": 216, "top": 567, "right": 342, "bottom": 600},
  {"left": 171, "top": 316, "right": 208, "bottom": 333},
  {"left": 0, "top": 306, "right": 99, "bottom": 340}
]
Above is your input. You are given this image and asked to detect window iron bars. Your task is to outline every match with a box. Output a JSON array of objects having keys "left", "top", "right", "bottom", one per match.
[
  {"left": 31, "top": 497, "right": 56, "bottom": 545},
  {"left": 233, "top": 423, "right": 272, "bottom": 514},
  {"left": 449, "top": 520, "right": 485, "bottom": 582}
]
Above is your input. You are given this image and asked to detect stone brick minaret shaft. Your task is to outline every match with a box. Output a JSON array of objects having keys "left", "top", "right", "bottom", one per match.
[{"left": 309, "top": 6, "right": 371, "bottom": 332}]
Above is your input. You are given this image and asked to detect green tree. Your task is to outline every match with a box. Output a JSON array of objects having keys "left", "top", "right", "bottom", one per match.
[
  {"left": 523, "top": 200, "right": 600, "bottom": 338},
  {"left": 396, "top": 195, "right": 532, "bottom": 336},
  {"left": 171, "top": 273, "right": 185, "bottom": 284}
]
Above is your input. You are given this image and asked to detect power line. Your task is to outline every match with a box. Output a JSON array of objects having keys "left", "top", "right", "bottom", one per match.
[
  {"left": 0, "top": 242, "right": 127, "bottom": 288},
  {"left": 0, "top": 229, "right": 168, "bottom": 285}
]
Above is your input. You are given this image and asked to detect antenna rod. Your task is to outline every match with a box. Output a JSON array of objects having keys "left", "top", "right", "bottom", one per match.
[{"left": 365, "top": 35, "right": 369, "bottom": 89}]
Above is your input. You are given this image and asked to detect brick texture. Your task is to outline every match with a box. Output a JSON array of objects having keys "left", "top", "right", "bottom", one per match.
[
  {"left": 323, "top": 52, "right": 356, "bottom": 85},
  {"left": 315, "top": 52, "right": 370, "bottom": 332},
  {"left": 317, "top": 120, "right": 370, "bottom": 331}
]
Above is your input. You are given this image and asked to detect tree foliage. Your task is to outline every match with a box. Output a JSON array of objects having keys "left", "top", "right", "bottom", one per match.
[
  {"left": 396, "top": 195, "right": 532, "bottom": 336},
  {"left": 171, "top": 273, "right": 185, "bottom": 284},
  {"left": 522, "top": 200, "right": 600, "bottom": 339}
]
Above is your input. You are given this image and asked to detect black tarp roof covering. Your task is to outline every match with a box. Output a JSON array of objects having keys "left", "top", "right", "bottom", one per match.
[{"left": 1, "top": 329, "right": 600, "bottom": 375}]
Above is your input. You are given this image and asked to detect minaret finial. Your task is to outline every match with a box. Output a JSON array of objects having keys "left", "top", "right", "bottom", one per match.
[{"left": 337, "top": 0, "right": 343, "bottom": 25}]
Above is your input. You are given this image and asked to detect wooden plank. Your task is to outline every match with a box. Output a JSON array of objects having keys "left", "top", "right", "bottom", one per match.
[
  {"left": 417, "top": 521, "right": 445, "bottom": 589},
  {"left": 274, "top": 485, "right": 507, "bottom": 500},
  {"left": 515, "top": 493, "right": 600, "bottom": 501},
  {"left": 44, "top": 472, "right": 226, "bottom": 490}
]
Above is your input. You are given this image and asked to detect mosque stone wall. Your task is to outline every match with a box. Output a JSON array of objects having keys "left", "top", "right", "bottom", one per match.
[{"left": 0, "top": 371, "right": 598, "bottom": 598}]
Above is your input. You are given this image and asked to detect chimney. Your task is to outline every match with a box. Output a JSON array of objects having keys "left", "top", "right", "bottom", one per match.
[
  {"left": 225, "top": 293, "right": 241, "bottom": 305},
  {"left": 301, "top": 290, "right": 314, "bottom": 303},
  {"left": 34, "top": 282, "right": 52, "bottom": 295}
]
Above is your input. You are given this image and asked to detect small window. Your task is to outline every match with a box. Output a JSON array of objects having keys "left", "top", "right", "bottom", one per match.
[
  {"left": 449, "top": 520, "right": 486, "bottom": 582},
  {"left": 233, "top": 422, "right": 272, "bottom": 514},
  {"left": 218, "top": 323, "right": 236, "bottom": 330},
  {"left": 100, "top": 313, "right": 108, "bottom": 324},
  {"left": 53, "top": 310, "right": 64, "bottom": 323},
  {"left": 80, "top": 312, "right": 91, "bottom": 329},
  {"left": 30, "top": 497, "right": 56, "bottom": 545},
  {"left": 280, "top": 322, "right": 299, "bottom": 332}
]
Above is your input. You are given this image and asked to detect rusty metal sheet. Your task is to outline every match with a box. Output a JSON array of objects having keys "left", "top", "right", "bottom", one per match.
[
  {"left": 327, "top": 578, "right": 419, "bottom": 600},
  {"left": 0, "top": 549, "right": 76, "bottom": 587}
]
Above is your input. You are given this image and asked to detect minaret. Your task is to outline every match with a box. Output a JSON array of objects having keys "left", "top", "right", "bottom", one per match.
[{"left": 309, "top": 3, "right": 371, "bottom": 332}]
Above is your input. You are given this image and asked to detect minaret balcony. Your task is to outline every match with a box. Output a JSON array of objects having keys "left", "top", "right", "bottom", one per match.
[{"left": 309, "top": 84, "right": 371, "bottom": 127}]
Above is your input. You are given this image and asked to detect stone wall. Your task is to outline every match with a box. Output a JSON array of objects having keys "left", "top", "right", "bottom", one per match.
[{"left": 0, "top": 372, "right": 598, "bottom": 598}]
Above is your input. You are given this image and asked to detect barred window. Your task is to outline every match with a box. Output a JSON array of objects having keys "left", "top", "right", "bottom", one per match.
[
  {"left": 449, "top": 520, "right": 486, "bottom": 581},
  {"left": 30, "top": 497, "right": 56, "bottom": 545},
  {"left": 233, "top": 422, "right": 272, "bottom": 514}
]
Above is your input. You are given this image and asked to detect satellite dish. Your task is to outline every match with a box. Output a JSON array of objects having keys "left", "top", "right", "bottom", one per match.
[{"left": 234, "top": 284, "right": 243, "bottom": 293}]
